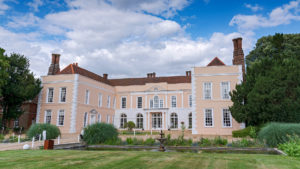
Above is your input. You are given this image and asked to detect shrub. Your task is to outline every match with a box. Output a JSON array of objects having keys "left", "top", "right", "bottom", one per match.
[
  {"left": 232, "top": 126, "right": 258, "bottom": 138},
  {"left": 199, "top": 138, "right": 212, "bottom": 147},
  {"left": 27, "top": 123, "right": 60, "bottom": 140},
  {"left": 213, "top": 137, "right": 228, "bottom": 146},
  {"left": 278, "top": 135, "right": 300, "bottom": 157},
  {"left": 232, "top": 138, "right": 257, "bottom": 147},
  {"left": 83, "top": 123, "right": 118, "bottom": 145},
  {"left": 144, "top": 138, "right": 156, "bottom": 146},
  {"left": 125, "top": 121, "right": 135, "bottom": 131},
  {"left": 258, "top": 122, "right": 300, "bottom": 147},
  {"left": 126, "top": 137, "right": 133, "bottom": 144},
  {"left": 0, "top": 134, "right": 4, "bottom": 141},
  {"left": 104, "top": 137, "right": 122, "bottom": 145}
]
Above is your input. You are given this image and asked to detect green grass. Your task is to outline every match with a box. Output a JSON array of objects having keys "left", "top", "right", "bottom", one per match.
[{"left": 0, "top": 150, "right": 299, "bottom": 169}]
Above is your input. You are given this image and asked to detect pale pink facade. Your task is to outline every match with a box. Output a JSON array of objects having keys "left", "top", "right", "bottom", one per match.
[{"left": 36, "top": 38, "right": 246, "bottom": 136}]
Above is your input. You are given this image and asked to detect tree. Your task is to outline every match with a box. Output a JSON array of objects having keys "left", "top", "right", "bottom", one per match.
[
  {"left": 0, "top": 48, "right": 9, "bottom": 97},
  {"left": 230, "top": 33, "right": 300, "bottom": 126},
  {"left": 0, "top": 48, "right": 42, "bottom": 129},
  {"left": 125, "top": 121, "right": 135, "bottom": 131}
]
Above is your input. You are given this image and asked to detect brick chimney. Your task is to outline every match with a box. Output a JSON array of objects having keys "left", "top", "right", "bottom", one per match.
[
  {"left": 152, "top": 72, "right": 156, "bottom": 78},
  {"left": 186, "top": 71, "right": 191, "bottom": 77},
  {"left": 103, "top": 73, "right": 108, "bottom": 80},
  {"left": 232, "top": 37, "right": 245, "bottom": 79},
  {"left": 48, "top": 54, "right": 60, "bottom": 75}
]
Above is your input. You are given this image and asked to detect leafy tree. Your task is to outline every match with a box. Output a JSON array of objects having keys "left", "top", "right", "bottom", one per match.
[
  {"left": 125, "top": 121, "right": 135, "bottom": 131},
  {"left": 0, "top": 48, "right": 9, "bottom": 97},
  {"left": 0, "top": 48, "right": 42, "bottom": 129},
  {"left": 230, "top": 33, "right": 300, "bottom": 126}
]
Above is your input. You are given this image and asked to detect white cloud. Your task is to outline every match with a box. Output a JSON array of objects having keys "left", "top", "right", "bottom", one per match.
[
  {"left": 0, "top": 0, "right": 9, "bottom": 15},
  {"left": 230, "top": 0, "right": 300, "bottom": 31},
  {"left": 28, "top": 0, "right": 43, "bottom": 12},
  {"left": 7, "top": 13, "right": 40, "bottom": 28},
  {"left": 245, "top": 4, "right": 263, "bottom": 12}
]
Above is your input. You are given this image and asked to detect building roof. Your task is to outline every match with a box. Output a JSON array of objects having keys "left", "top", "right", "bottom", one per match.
[
  {"left": 207, "top": 57, "right": 226, "bottom": 66},
  {"left": 58, "top": 64, "right": 191, "bottom": 86}
]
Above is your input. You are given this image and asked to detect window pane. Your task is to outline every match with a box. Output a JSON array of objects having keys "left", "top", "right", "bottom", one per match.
[
  {"left": 46, "top": 110, "right": 51, "bottom": 124},
  {"left": 205, "top": 109, "right": 213, "bottom": 126},
  {"left": 159, "top": 99, "right": 164, "bottom": 108},
  {"left": 99, "top": 93, "right": 102, "bottom": 107},
  {"left": 60, "top": 88, "right": 66, "bottom": 102},
  {"left": 189, "top": 95, "right": 192, "bottom": 107},
  {"left": 58, "top": 110, "right": 64, "bottom": 126},
  {"left": 137, "top": 97, "right": 142, "bottom": 108},
  {"left": 107, "top": 96, "right": 111, "bottom": 108},
  {"left": 48, "top": 88, "right": 54, "bottom": 103},
  {"left": 122, "top": 97, "right": 126, "bottom": 108},
  {"left": 188, "top": 113, "right": 192, "bottom": 129},
  {"left": 223, "top": 109, "right": 231, "bottom": 127},
  {"left": 204, "top": 82, "right": 212, "bottom": 99},
  {"left": 171, "top": 96, "right": 176, "bottom": 107},
  {"left": 222, "top": 82, "right": 230, "bottom": 99}
]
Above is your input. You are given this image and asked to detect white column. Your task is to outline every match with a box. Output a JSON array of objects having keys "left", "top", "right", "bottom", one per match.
[
  {"left": 145, "top": 95, "right": 148, "bottom": 109},
  {"left": 147, "top": 112, "right": 150, "bottom": 130},
  {"left": 181, "top": 92, "right": 184, "bottom": 108},
  {"left": 165, "top": 95, "right": 168, "bottom": 108}
]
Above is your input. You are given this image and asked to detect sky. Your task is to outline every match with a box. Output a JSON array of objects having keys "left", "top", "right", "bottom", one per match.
[{"left": 0, "top": 0, "right": 300, "bottom": 78}]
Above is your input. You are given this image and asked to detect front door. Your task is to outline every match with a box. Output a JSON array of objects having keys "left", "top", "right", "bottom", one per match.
[{"left": 152, "top": 113, "right": 162, "bottom": 129}]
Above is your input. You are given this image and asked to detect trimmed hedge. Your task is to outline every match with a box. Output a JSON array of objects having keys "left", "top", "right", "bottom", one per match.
[
  {"left": 83, "top": 123, "right": 118, "bottom": 145},
  {"left": 258, "top": 122, "right": 300, "bottom": 147},
  {"left": 27, "top": 123, "right": 60, "bottom": 140},
  {"left": 232, "top": 126, "right": 258, "bottom": 138}
]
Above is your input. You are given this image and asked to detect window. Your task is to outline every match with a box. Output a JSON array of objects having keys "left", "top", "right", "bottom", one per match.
[
  {"left": 113, "top": 97, "right": 116, "bottom": 108},
  {"left": 112, "top": 115, "right": 114, "bottom": 124},
  {"left": 106, "top": 115, "right": 110, "bottom": 123},
  {"left": 98, "top": 93, "right": 102, "bottom": 107},
  {"left": 120, "top": 114, "right": 127, "bottom": 128},
  {"left": 45, "top": 110, "right": 52, "bottom": 124},
  {"left": 159, "top": 99, "right": 164, "bottom": 108},
  {"left": 121, "top": 97, "right": 126, "bottom": 109},
  {"left": 204, "top": 109, "right": 213, "bottom": 127},
  {"left": 47, "top": 88, "right": 54, "bottom": 103},
  {"left": 57, "top": 110, "right": 64, "bottom": 126},
  {"left": 90, "top": 114, "right": 96, "bottom": 125},
  {"left": 136, "top": 113, "right": 143, "bottom": 129},
  {"left": 137, "top": 97, "right": 142, "bottom": 108},
  {"left": 221, "top": 82, "right": 230, "bottom": 99},
  {"left": 14, "top": 119, "right": 19, "bottom": 128},
  {"left": 85, "top": 90, "right": 90, "bottom": 104},
  {"left": 150, "top": 99, "right": 153, "bottom": 108},
  {"left": 107, "top": 96, "right": 111, "bottom": 108},
  {"left": 152, "top": 113, "right": 162, "bottom": 129},
  {"left": 171, "top": 96, "right": 177, "bottom": 108},
  {"left": 170, "top": 113, "right": 178, "bottom": 129},
  {"left": 60, "top": 87, "right": 66, "bottom": 102},
  {"left": 223, "top": 109, "right": 232, "bottom": 127},
  {"left": 98, "top": 114, "right": 101, "bottom": 123},
  {"left": 154, "top": 96, "right": 159, "bottom": 108},
  {"left": 189, "top": 95, "right": 192, "bottom": 107},
  {"left": 204, "top": 82, "right": 212, "bottom": 100},
  {"left": 188, "top": 113, "right": 192, "bottom": 129},
  {"left": 83, "top": 112, "right": 88, "bottom": 127}
]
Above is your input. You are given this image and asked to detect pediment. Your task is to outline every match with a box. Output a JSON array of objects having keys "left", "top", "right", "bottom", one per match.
[{"left": 146, "top": 85, "right": 166, "bottom": 92}]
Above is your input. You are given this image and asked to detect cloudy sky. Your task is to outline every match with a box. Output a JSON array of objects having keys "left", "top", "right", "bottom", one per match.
[{"left": 0, "top": 0, "right": 299, "bottom": 78}]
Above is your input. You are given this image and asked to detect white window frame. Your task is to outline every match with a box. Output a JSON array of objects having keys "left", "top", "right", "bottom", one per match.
[
  {"left": 85, "top": 90, "right": 90, "bottom": 104},
  {"left": 203, "top": 82, "right": 212, "bottom": 100},
  {"left": 59, "top": 87, "right": 67, "bottom": 103},
  {"left": 44, "top": 110, "right": 52, "bottom": 124},
  {"left": 136, "top": 113, "right": 143, "bottom": 129},
  {"left": 221, "top": 82, "right": 231, "bottom": 100},
  {"left": 107, "top": 95, "right": 111, "bottom": 108},
  {"left": 159, "top": 99, "right": 164, "bottom": 108},
  {"left": 57, "top": 110, "right": 65, "bottom": 126},
  {"left": 106, "top": 115, "right": 110, "bottom": 123},
  {"left": 98, "top": 114, "right": 102, "bottom": 123},
  {"left": 90, "top": 114, "right": 96, "bottom": 125},
  {"left": 154, "top": 96, "right": 159, "bottom": 108},
  {"left": 121, "top": 96, "right": 127, "bottom": 109},
  {"left": 189, "top": 95, "right": 192, "bottom": 107},
  {"left": 222, "top": 108, "right": 232, "bottom": 128},
  {"left": 137, "top": 96, "right": 143, "bottom": 109},
  {"left": 188, "top": 112, "right": 192, "bottom": 129},
  {"left": 47, "top": 88, "right": 54, "bottom": 103},
  {"left": 113, "top": 97, "right": 116, "bottom": 108},
  {"left": 171, "top": 96, "right": 177, "bottom": 108},
  {"left": 98, "top": 93, "right": 103, "bottom": 107},
  {"left": 204, "top": 108, "right": 214, "bottom": 127},
  {"left": 149, "top": 99, "right": 153, "bottom": 109}
]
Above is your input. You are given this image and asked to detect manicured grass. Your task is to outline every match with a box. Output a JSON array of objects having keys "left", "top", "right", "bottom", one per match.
[{"left": 0, "top": 150, "right": 299, "bottom": 169}]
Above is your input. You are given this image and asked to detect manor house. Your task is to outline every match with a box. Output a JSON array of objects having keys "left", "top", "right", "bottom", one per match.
[{"left": 36, "top": 38, "right": 245, "bottom": 136}]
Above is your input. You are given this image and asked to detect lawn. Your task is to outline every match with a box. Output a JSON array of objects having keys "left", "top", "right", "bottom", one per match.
[{"left": 0, "top": 150, "right": 299, "bottom": 169}]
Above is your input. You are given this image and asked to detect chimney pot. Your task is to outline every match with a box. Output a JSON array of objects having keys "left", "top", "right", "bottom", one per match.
[
  {"left": 232, "top": 37, "right": 245, "bottom": 80},
  {"left": 103, "top": 73, "right": 108, "bottom": 80},
  {"left": 186, "top": 71, "right": 191, "bottom": 77},
  {"left": 152, "top": 72, "right": 156, "bottom": 78},
  {"left": 48, "top": 53, "right": 61, "bottom": 75}
]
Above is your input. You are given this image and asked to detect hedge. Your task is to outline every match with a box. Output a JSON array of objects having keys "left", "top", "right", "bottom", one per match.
[
  {"left": 83, "top": 123, "right": 118, "bottom": 145},
  {"left": 27, "top": 123, "right": 60, "bottom": 140}
]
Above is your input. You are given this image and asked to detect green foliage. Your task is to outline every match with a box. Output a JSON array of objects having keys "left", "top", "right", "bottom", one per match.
[
  {"left": 0, "top": 134, "right": 4, "bottom": 141},
  {"left": 0, "top": 48, "right": 42, "bottom": 128},
  {"left": 232, "top": 126, "right": 258, "bottom": 138},
  {"left": 165, "top": 134, "right": 193, "bottom": 146},
  {"left": 278, "top": 135, "right": 300, "bottom": 157},
  {"left": 104, "top": 137, "right": 123, "bottom": 145},
  {"left": 199, "top": 137, "right": 228, "bottom": 147},
  {"left": 83, "top": 123, "right": 118, "bottom": 145},
  {"left": 232, "top": 138, "right": 257, "bottom": 148},
  {"left": 144, "top": 138, "right": 156, "bottom": 146},
  {"left": 258, "top": 122, "right": 300, "bottom": 147},
  {"left": 230, "top": 33, "right": 300, "bottom": 126},
  {"left": 27, "top": 123, "right": 60, "bottom": 140},
  {"left": 199, "top": 138, "right": 212, "bottom": 147},
  {"left": 125, "top": 121, "right": 135, "bottom": 131},
  {"left": 213, "top": 136, "right": 228, "bottom": 146},
  {"left": 119, "top": 130, "right": 159, "bottom": 135}
]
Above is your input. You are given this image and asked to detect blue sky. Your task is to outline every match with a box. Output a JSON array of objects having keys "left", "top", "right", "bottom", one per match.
[{"left": 0, "top": 0, "right": 299, "bottom": 77}]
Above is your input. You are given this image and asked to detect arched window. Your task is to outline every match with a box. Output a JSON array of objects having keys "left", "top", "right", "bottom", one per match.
[
  {"left": 120, "top": 114, "right": 127, "bottom": 128},
  {"left": 154, "top": 96, "right": 159, "bottom": 108},
  {"left": 136, "top": 113, "right": 143, "bottom": 129},
  {"left": 188, "top": 113, "right": 192, "bottom": 129},
  {"left": 170, "top": 113, "right": 178, "bottom": 129}
]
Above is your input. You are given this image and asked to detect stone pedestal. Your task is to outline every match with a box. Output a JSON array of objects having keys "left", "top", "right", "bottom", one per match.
[{"left": 44, "top": 140, "right": 54, "bottom": 150}]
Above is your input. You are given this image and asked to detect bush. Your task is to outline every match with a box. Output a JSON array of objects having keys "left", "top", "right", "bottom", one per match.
[
  {"left": 232, "top": 138, "right": 257, "bottom": 147},
  {"left": 144, "top": 138, "right": 156, "bottom": 146},
  {"left": 27, "top": 123, "right": 60, "bottom": 140},
  {"left": 0, "top": 134, "right": 4, "bottom": 141},
  {"left": 125, "top": 121, "right": 135, "bottom": 131},
  {"left": 258, "top": 122, "right": 300, "bottom": 147},
  {"left": 199, "top": 138, "right": 212, "bottom": 147},
  {"left": 83, "top": 123, "right": 118, "bottom": 145},
  {"left": 213, "top": 136, "right": 228, "bottom": 146},
  {"left": 104, "top": 137, "right": 123, "bottom": 145},
  {"left": 232, "top": 126, "right": 258, "bottom": 138},
  {"left": 278, "top": 135, "right": 300, "bottom": 157}
]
